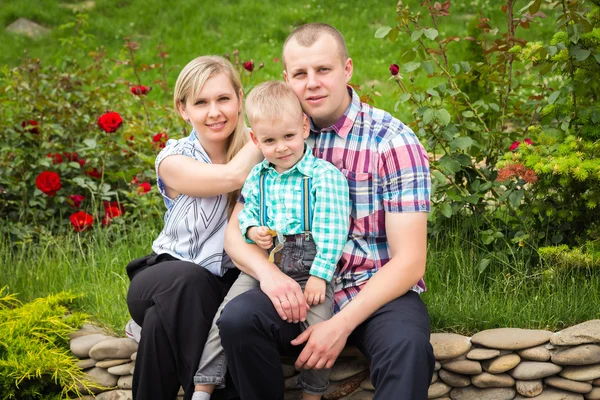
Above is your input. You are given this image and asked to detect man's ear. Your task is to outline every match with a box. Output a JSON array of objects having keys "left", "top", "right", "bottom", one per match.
[
  {"left": 344, "top": 58, "right": 354, "bottom": 83},
  {"left": 249, "top": 130, "right": 261, "bottom": 148},
  {"left": 283, "top": 69, "right": 289, "bottom": 83},
  {"left": 302, "top": 115, "right": 310, "bottom": 139}
]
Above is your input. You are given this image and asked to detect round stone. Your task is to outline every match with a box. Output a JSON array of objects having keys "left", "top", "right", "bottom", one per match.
[
  {"left": 324, "top": 370, "right": 369, "bottom": 399},
  {"left": 551, "top": 320, "right": 600, "bottom": 346},
  {"left": 515, "top": 388, "right": 585, "bottom": 399},
  {"left": 442, "top": 359, "right": 482, "bottom": 375},
  {"left": 585, "top": 387, "right": 600, "bottom": 400},
  {"left": 472, "top": 372, "right": 515, "bottom": 388},
  {"left": 96, "top": 359, "right": 131, "bottom": 369},
  {"left": 95, "top": 390, "right": 133, "bottom": 400},
  {"left": 360, "top": 377, "right": 374, "bottom": 391},
  {"left": 467, "top": 348, "right": 501, "bottom": 361},
  {"left": 429, "top": 382, "right": 452, "bottom": 398},
  {"left": 449, "top": 387, "right": 516, "bottom": 400},
  {"left": 89, "top": 338, "right": 138, "bottom": 361},
  {"left": 431, "top": 333, "right": 472, "bottom": 360},
  {"left": 108, "top": 362, "right": 136, "bottom": 376},
  {"left": 435, "top": 361, "right": 442, "bottom": 371},
  {"left": 545, "top": 376, "right": 593, "bottom": 394},
  {"left": 339, "top": 345, "right": 364, "bottom": 357},
  {"left": 78, "top": 367, "right": 118, "bottom": 394},
  {"left": 349, "top": 390, "right": 374, "bottom": 400},
  {"left": 519, "top": 345, "right": 553, "bottom": 362},
  {"left": 431, "top": 371, "right": 438, "bottom": 384},
  {"left": 560, "top": 364, "right": 600, "bottom": 381},
  {"left": 118, "top": 375, "right": 133, "bottom": 390},
  {"left": 510, "top": 361, "right": 562, "bottom": 380},
  {"left": 69, "top": 324, "right": 106, "bottom": 340},
  {"left": 516, "top": 380, "right": 543, "bottom": 397},
  {"left": 439, "top": 369, "right": 471, "bottom": 388},
  {"left": 130, "top": 352, "right": 137, "bottom": 361},
  {"left": 472, "top": 328, "right": 552, "bottom": 351},
  {"left": 482, "top": 354, "right": 522, "bottom": 373},
  {"left": 76, "top": 358, "right": 97, "bottom": 369},
  {"left": 329, "top": 359, "right": 369, "bottom": 381},
  {"left": 552, "top": 345, "right": 600, "bottom": 366},
  {"left": 70, "top": 333, "right": 111, "bottom": 359}
]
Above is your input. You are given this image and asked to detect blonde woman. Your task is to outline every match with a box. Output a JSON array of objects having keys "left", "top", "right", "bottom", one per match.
[{"left": 126, "top": 56, "right": 262, "bottom": 400}]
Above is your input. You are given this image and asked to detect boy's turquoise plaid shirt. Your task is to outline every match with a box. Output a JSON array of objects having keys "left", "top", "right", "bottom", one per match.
[{"left": 239, "top": 145, "right": 350, "bottom": 282}]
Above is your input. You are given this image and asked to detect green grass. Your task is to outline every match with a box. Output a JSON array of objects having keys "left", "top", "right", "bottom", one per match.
[
  {"left": 1, "top": 0, "right": 558, "bottom": 115},
  {"left": 2, "top": 220, "right": 599, "bottom": 334}
]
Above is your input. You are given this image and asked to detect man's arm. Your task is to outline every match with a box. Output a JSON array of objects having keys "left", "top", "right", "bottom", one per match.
[
  {"left": 225, "top": 202, "right": 309, "bottom": 323},
  {"left": 292, "top": 211, "right": 427, "bottom": 370}
]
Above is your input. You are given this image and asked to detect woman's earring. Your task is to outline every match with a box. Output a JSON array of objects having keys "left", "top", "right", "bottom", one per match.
[{"left": 186, "top": 119, "right": 191, "bottom": 125}]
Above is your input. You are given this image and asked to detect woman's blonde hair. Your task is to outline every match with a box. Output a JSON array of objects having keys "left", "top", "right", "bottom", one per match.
[{"left": 173, "top": 55, "right": 248, "bottom": 217}]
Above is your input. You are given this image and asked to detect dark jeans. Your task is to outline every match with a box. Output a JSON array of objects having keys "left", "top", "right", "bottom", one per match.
[
  {"left": 126, "top": 253, "right": 239, "bottom": 400},
  {"left": 218, "top": 288, "right": 435, "bottom": 400}
]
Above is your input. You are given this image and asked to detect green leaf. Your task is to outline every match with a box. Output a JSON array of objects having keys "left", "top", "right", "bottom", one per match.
[
  {"left": 460, "top": 62, "right": 471, "bottom": 73},
  {"left": 478, "top": 258, "right": 491, "bottom": 273},
  {"left": 432, "top": 170, "right": 447, "bottom": 184},
  {"left": 423, "top": 28, "right": 438, "bottom": 40},
  {"left": 375, "top": 26, "right": 392, "bottom": 39},
  {"left": 509, "top": 189, "right": 525, "bottom": 209},
  {"left": 83, "top": 138, "right": 97, "bottom": 149},
  {"left": 388, "top": 27, "right": 399, "bottom": 43},
  {"left": 450, "top": 137, "right": 475, "bottom": 151},
  {"left": 568, "top": 23, "right": 581, "bottom": 44},
  {"left": 422, "top": 61, "right": 434, "bottom": 75},
  {"left": 462, "top": 111, "right": 474, "bottom": 118},
  {"left": 426, "top": 88, "right": 440, "bottom": 97},
  {"left": 435, "top": 109, "right": 451, "bottom": 126},
  {"left": 411, "top": 29, "right": 423, "bottom": 42},
  {"left": 456, "top": 154, "right": 472, "bottom": 166},
  {"left": 573, "top": 48, "right": 591, "bottom": 61},
  {"left": 482, "top": 233, "right": 495, "bottom": 245},
  {"left": 529, "top": 0, "right": 541, "bottom": 14},
  {"left": 547, "top": 45, "right": 558, "bottom": 56},
  {"left": 423, "top": 108, "right": 435, "bottom": 124},
  {"left": 548, "top": 90, "right": 560, "bottom": 105},
  {"left": 595, "top": 54, "right": 600, "bottom": 65},
  {"left": 403, "top": 61, "right": 420, "bottom": 72},
  {"left": 452, "top": 64, "right": 461, "bottom": 74},
  {"left": 73, "top": 177, "right": 86, "bottom": 187},
  {"left": 440, "top": 203, "right": 452, "bottom": 218},
  {"left": 489, "top": 103, "right": 500, "bottom": 112},
  {"left": 439, "top": 155, "right": 461, "bottom": 174},
  {"left": 398, "top": 93, "right": 411, "bottom": 104}
]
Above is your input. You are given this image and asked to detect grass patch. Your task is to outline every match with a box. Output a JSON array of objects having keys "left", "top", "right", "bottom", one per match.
[{"left": 2, "top": 220, "right": 599, "bottom": 334}]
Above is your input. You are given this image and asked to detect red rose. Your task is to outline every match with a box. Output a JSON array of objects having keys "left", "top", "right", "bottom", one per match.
[
  {"left": 103, "top": 200, "right": 125, "bottom": 215},
  {"left": 524, "top": 138, "right": 533, "bottom": 145},
  {"left": 131, "top": 175, "right": 140, "bottom": 185},
  {"left": 22, "top": 120, "right": 39, "bottom": 134},
  {"left": 35, "top": 171, "right": 62, "bottom": 196},
  {"left": 64, "top": 152, "right": 85, "bottom": 167},
  {"left": 243, "top": 60, "right": 254, "bottom": 72},
  {"left": 67, "top": 194, "right": 85, "bottom": 208},
  {"left": 389, "top": 64, "right": 400, "bottom": 76},
  {"left": 97, "top": 111, "right": 123, "bottom": 133},
  {"left": 137, "top": 182, "right": 151, "bottom": 195},
  {"left": 70, "top": 211, "right": 93, "bottom": 232},
  {"left": 85, "top": 168, "right": 102, "bottom": 179},
  {"left": 152, "top": 132, "right": 169, "bottom": 149},
  {"left": 130, "top": 85, "right": 151, "bottom": 96},
  {"left": 509, "top": 141, "right": 520, "bottom": 151},
  {"left": 47, "top": 153, "right": 63, "bottom": 164}
]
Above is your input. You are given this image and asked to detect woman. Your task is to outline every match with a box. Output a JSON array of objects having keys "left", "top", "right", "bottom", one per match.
[{"left": 126, "top": 55, "right": 261, "bottom": 400}]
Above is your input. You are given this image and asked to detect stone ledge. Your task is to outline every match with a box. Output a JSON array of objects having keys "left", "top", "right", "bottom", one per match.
[{"left": 69, "top": 320, "right": 600, "bottom": 399}]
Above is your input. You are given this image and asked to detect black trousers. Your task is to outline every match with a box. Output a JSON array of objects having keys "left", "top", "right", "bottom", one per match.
[
  {"left": 126, "top": 253, "right": 239, "bottom": 400},
  {"left": 218, "top": 289, "right": 435, "bottom": 400}
]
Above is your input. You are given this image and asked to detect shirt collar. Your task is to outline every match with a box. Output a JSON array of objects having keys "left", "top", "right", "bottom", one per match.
[
  {"left": 258, "top": 144, "right": 315, "bottom": 177},
  {"left": 309, "top": 86, "right": 361, "bottom": 139}
]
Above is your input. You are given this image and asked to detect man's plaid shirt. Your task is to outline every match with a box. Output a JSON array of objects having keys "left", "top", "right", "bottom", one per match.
[
  {"left": 305, "top": 88, "right": 431, "bottom": 312},
  {"left": 238, "top": 145, "right": 350, "bottom": 282}
]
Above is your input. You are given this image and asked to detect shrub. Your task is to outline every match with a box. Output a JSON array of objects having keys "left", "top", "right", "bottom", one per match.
[{"left": 0, "top": 288, "right": 99, "bottom": 399}]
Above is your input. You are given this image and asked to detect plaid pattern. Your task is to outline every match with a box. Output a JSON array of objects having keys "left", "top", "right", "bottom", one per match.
[
  {"left": 305, "top": 88, "right": 431, "bottom": 312},
  {"left": 239, "top": 145, "right": 350, "bottom": 282}
]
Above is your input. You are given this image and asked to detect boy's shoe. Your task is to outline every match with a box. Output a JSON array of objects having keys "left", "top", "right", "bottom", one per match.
[{"left": 125, "top": 319, "right": 142, "bottom": 343}]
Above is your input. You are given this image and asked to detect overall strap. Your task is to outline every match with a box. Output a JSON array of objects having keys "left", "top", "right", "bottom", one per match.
[
  {"left": 259, "top": 173, "right": 267, "bottom": 227},
  {"left": 301, "top": 176, "right": 312, "bottom": 237}
]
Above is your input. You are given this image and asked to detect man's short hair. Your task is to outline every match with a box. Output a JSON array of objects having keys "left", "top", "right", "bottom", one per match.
[
  {"left": 245, "top": 81, "right": 304, "bottom": 127},
  {"left": 282, "top": 23, "right": 349, "bottom": 67}
]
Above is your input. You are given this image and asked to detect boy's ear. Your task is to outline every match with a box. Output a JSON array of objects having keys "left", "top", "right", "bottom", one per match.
[
  {"left": 249, "top": 130, "right": 261, "bottom": 147},
  {"left": 302, "top": 115, "right": 310, "bottom": 139}
]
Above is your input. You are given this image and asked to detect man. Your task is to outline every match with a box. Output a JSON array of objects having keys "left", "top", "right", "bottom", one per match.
[{"left": 219, "top": 23, "right": 435, "bottom": 399}]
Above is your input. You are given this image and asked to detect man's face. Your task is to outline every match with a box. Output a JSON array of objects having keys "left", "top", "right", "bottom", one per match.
[{"left": 283, "top": 34, "right": 353, "bottom": 129}]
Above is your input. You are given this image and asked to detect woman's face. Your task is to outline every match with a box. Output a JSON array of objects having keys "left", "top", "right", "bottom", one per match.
[{"left": 179, "top": 72, "right": 241, "bottom": 145}]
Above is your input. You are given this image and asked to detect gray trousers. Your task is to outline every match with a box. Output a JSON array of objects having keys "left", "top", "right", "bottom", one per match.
[{"left": 194, "top": 237, "right": 334, "bottom": 395}]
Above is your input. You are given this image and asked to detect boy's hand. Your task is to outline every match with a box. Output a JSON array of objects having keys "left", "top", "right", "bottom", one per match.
[
  {"left": 304, "top": 276, "right": 326, "bottom": 306},
  {"left": 247, "top": 226, "right": 274, "bottom": 250}
]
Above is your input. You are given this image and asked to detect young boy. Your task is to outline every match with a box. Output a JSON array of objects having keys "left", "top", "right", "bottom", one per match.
[{"left": 192, "top": 81, "right": 350, "bottom": 400}]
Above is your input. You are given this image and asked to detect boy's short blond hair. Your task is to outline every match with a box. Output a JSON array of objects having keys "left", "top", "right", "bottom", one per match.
[{"left": 245, "top": 81, "right": 303, "bottom": 128}]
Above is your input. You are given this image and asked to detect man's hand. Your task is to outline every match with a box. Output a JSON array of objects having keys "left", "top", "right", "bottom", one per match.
[
  {"left": 260, "top": 268, "right": 309, "bottom": 323},
  {"left": 247, "top": 226, "right": 274, "bottom": 249},
  {"left": 304, "top": 276, "right": 326, "bottom": 306},
  {"left": 291, "top": 316, "right": 350, "bottom": 370}
]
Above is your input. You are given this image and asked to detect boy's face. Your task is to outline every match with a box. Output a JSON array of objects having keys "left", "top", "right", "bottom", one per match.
[
  {"left": 250, "top": 112, "right": 310, "bottom": 173},
  {"left": 283, "top": 34, "right": 353, "bottom": 129}
]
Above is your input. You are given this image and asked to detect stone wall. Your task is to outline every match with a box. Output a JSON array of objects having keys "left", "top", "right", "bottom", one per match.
[{"left": 69, "top": 320, "right": 600, "bottom": 399}]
